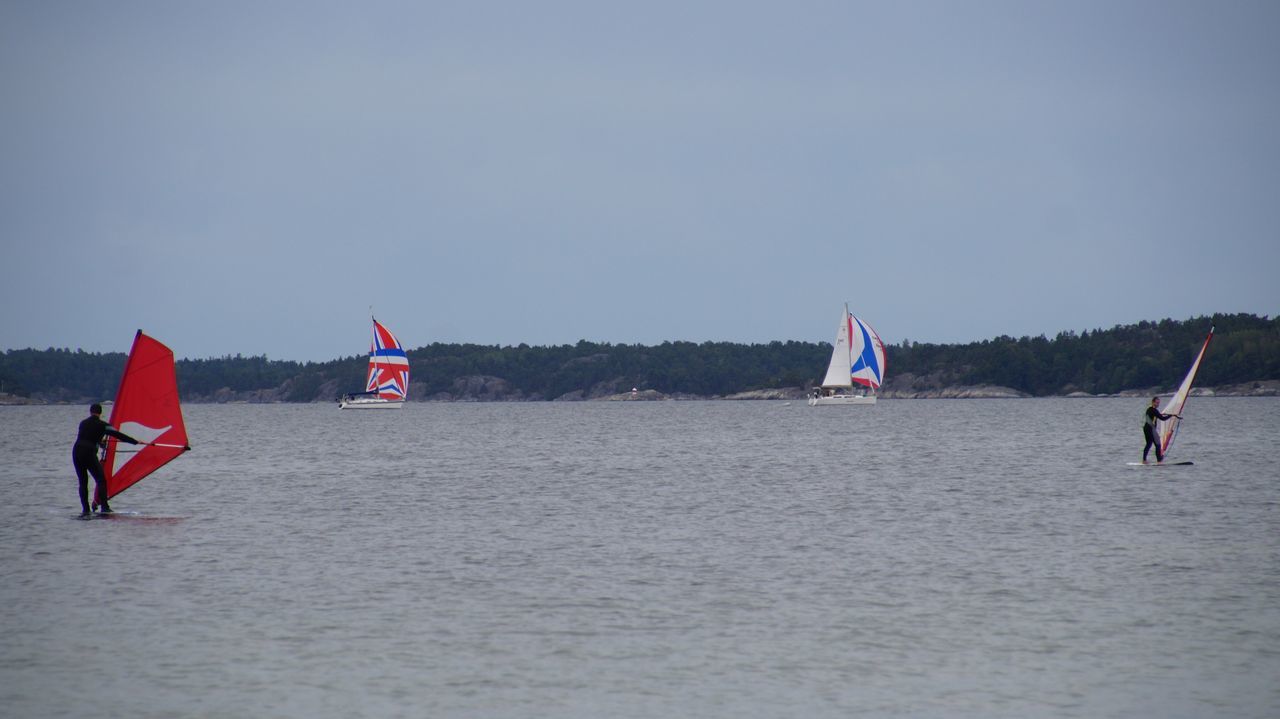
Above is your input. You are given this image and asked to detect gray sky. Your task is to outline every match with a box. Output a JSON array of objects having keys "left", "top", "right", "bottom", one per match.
[{"left": 3, "top": 1, "right": 1277, "bottom": 361}]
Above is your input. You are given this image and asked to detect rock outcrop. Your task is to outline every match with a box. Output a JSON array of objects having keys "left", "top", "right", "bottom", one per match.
[
  {"left": 598, "top": 389, "right": 668, "bottom": 401},
  {"left": 722, "top": 388, "right": 809, "bottom": 400},
  {"left": 438, "top": 375, "right": 542, "bottom": 401},
  {"left": 880, "top": 384, "right": 1030, "bottom": 399}
]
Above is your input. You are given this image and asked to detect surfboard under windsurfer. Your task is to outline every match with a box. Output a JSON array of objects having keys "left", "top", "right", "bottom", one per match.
[
  {"left": 72, "top": 403, "right": 149, "bottom": 516},
  {"left": 1142, "top": 396, "right": 1180, "bottom": 464}
]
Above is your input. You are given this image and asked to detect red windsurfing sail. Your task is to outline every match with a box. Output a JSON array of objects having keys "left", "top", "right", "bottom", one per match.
[{"left": 102, "top": 331, "right": 190, "bottom": 500}]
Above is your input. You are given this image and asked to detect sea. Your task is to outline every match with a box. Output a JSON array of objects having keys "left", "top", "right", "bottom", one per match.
[{"left": 1, "top": 398, "right": 1277, "bottom": 718}]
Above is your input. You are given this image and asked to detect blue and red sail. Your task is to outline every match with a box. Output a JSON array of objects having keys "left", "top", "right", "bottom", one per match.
[
  {"left": 365, "top": 318, "right": 410, "bottom": 400},
  {"left": 849, "top": 314, "right": 886, "bottom": 389}
]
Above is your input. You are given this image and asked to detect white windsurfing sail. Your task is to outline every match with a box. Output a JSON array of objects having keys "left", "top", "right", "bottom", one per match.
[{"left": 1157, "top": 326, "right": 1214, "bottom": 457}]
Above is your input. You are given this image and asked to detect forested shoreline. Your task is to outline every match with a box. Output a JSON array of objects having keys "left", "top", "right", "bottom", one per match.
[{"left": 2, "top": 314, "right": 1276, "bottom": 403}]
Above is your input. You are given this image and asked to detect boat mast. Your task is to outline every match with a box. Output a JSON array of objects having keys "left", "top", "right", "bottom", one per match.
[
  {"left": 370, "top": 311, "right": 383, "bottom": 398},
  {"left": 844, "top": 303, "right": 853, "bottom": 390}
]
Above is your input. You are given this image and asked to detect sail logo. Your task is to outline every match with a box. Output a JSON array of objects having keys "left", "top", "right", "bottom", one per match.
[{"left": 110, "top": 421, "right": 172, "bottom": 474}]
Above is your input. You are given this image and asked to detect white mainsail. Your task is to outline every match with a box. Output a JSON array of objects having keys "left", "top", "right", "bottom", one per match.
[{"left": 820, "top": 306, "right": 854, "bottom": 388}]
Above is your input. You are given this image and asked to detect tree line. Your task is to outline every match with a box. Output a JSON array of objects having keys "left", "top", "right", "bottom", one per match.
[
  {"left": 1, "top": 313, "right": 1275, "bottom": 402},
  {"left": 890, "top": 313, "right": 1276, "bottom": 396}
]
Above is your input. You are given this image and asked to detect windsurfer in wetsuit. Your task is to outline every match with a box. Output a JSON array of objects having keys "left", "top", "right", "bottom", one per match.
[
  {"left": 1142, "top": 396, "right": 1179, "bottom": 464},
  {"left": 72, "top": 403, "right": 147, "bottom": 516}
]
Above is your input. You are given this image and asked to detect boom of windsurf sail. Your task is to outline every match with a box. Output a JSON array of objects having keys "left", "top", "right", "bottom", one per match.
[
  {"left": 102, "top": 331, "right": 190, "bottom": 500},
  {"left": 1157, "top": 326, "right": 1214, "bottom": 458}
]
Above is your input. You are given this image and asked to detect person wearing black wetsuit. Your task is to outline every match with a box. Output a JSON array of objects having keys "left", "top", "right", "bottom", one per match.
[
  {"left": 73, "top": 403, "right": 144, "bottom": 516},
  {"left": 1142, "top": 396, "right": 1177, "bottom": 464}
]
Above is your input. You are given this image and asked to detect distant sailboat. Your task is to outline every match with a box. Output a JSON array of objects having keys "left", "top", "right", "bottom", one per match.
[
  {"left": 100, "top": 331, "right": 191, "bottom": 503},
  {"left": 809, "top": 304, "right": 886, "bottom": 406},
  {"left": 339, "top": 317, "right": 409, "bottom": 410}
]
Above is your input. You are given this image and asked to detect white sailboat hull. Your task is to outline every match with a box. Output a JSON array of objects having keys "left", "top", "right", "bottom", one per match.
[
  {"left": 339, "top": 397, "right": 404, "bottom": 410},
  {"left": 808, "top": 394, "right": 876, "bottom": 406}
]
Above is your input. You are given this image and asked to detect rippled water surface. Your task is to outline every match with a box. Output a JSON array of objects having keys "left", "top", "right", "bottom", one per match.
[{"left": 2, "top": 399, "right": 1278, "bottom": 718}]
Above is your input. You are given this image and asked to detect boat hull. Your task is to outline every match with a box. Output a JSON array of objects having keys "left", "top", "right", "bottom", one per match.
[
  {"left": 338, "top": 397, "right": 404, "bottom": 410},
  {"left": 808, "top": 394, "right": 876, "bottom": 406}
]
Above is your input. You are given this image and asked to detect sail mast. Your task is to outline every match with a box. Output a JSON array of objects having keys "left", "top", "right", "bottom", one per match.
[
  {"left": 845, "top": 303, "right": 855, "bottom": 382},
  {"left": 370, "top": 314, "right": 381, "bottom": 396}
]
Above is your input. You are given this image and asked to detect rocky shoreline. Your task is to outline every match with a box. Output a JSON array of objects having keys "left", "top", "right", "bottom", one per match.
[{"left": 4, "top": 379, "right": 1277, "bottom": 406}]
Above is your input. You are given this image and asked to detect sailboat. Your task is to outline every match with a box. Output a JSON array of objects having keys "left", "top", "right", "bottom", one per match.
[
  {"left": 809, "top": 304, "right": 886, "bottom": 406},
  {"left": 339, "top": 317, "right": 409, "bottom": 409},
  {"left": 1132, "top": 326, "right": 1214, "bottom": 465},
  {"left": 99, "top": 331, "right": 191, "bottom": 505}
]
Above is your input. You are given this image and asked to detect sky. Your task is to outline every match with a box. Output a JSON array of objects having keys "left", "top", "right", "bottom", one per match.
[{"left": 2, "top": 1, "right": 1277, "bottom": 362}]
